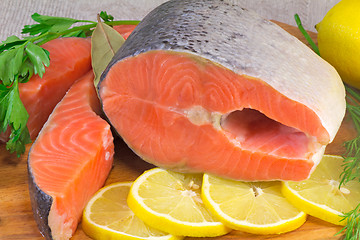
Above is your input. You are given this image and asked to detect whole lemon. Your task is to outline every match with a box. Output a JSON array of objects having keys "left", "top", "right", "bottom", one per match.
[{"left": 316, "top": 0, "right": 360, "bottom": 89}]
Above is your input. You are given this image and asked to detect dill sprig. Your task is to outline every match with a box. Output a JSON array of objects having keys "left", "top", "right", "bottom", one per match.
[
  {"left": 339, "top": 204, "right": 360, "bottom": 240},
  {"left": 340, "top": 86, "right": 360, "bottom": 186},
  {"left": 294, "top": 13, "right": 360, "bottom": 240},
  {"left": 294, "top": 14, "right": 320, "bottom": 55},
  {"left": 341, "top": 136, "right": 360, "bottom": 184},
  {"left": 0, "top": 11, "right": 140, "bottom": 157}
]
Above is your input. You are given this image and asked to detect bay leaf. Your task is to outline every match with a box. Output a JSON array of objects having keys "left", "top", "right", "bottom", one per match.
[{"left": 91, "top": 20, "right": 125, "bottom": 91}]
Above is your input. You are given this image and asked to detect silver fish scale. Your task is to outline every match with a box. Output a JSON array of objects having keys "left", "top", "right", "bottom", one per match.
[
  {"left": 101, "top": 0, "right": 346, "bottom": 142},
  {"left": 104, "top": 0, "right": 333, "bottom": 94},
  {"left": 106, "top": 0, "right": 265, "bottom": 73}
]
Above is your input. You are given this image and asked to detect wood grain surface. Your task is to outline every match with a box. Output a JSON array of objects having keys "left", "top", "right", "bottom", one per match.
[{"left": 0, "top": 22, "right": 354, "bottom": 240}]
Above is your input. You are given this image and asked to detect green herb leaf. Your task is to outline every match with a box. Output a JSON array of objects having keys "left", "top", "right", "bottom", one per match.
[
  {"left": 62, "top": 30, "right": 89, "bottom": 38},
  {"left": 0, "top": 46, "right": 25, "bottom": 85},
  {"left": 22, "top": 13, "right": 86, "bottom": 36},
  {"left": 6, "top": 125, "right": 31, "bottom": 157},
  {"left": 25, "top": 42, "right": 50, "bottom": 78},
  {"left": 0, "top": 78, "right": 31, "bottom": 156},
  {"left": 0, "top": 85, "right": 10, "bottom": 132},
  {"left": 18, "top": 58, "right": 34, "bottom": 83},
  {"left": 338, "top": 204, "right": 360, "bottom": 240},
  {"left": 340, "top": 87, "right": 360, "bottom": 186},
  {"left": 0, "top": 79, "right": 25, "bottom": 132},
  {"left": 0, "top": 36, "right": 26, "bottom": 53},
  {"left": 294, "top": 13, "right": 320, "bottom": 55},
  {"left": 99, "top": 11, "right": 114, "bottom": 22},
  {"left": 91, "top": 18, "right": 125, "bottom": 90},
  {"left": 1, "top": 35, "right": 21, "bottom": 44}
]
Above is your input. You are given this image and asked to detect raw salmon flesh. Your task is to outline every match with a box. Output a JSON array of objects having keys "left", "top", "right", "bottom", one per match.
[
  {"left": 0, "top": 37, "right": 92, "bottom": 142},
  {"left": 113, "top": 24, "right": 137, "bottom": 40},
  {"left": 99, "top": 0, "right": 346, "bottom": 181},
  {"left": 1, "top": 28, "right": 132, "bottom": 142},
  {"left": 28, "top": 72, "right": 114, "bottom": 240},
  {"left": 25, "top": 28, "right": 136, "bottom": 240}
]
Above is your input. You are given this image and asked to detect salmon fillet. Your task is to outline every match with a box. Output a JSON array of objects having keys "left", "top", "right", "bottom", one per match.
[
  {"left": 99, "top": 0, "right": 346, "bottom": 181},
  {"left": 28, "top": 72, "right": 114, "bottom": 240},
  {"left": 113, "top": 24, "right": 137, "bottom": 39},
  {"left": 0, "top": 37, "right": 92, "bottom": 142},
  {"left": 21, "top": 37, "right": 92, "bottom": 139}
]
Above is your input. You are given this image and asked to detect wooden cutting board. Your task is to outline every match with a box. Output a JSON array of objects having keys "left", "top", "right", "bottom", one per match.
[{"left": 0, "top": 22, "right": 355, "bottom": 240}]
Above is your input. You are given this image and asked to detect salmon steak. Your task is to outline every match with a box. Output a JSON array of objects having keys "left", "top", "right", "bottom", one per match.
[
  {"left": 28, "top": 72, "right": 114, "bottom": 240},
  {"left": 99, "top": 0, "right": 346, "bottom": 181}
]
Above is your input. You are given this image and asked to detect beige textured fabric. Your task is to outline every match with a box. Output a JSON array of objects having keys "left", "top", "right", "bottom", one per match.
[{"left": 0, "top": 0, "right": 340, "bottom": 41}]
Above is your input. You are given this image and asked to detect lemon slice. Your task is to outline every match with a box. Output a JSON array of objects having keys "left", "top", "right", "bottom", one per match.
[
  {"left": 127, "top": 168, "right": 231, "bottom": 237},
  {"left": 282, "top": 155, "right": 360, "bottom": 225},
  {"left": 201, "top": 174, "right": 307, "bottom": 235},
  {"left": 82, "top": 182, "right": 182, "bottom": 240}
]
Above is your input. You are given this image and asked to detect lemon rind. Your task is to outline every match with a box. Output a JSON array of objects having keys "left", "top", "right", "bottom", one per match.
[
  {"left": 127, "top": 168, "right": 231, "bottom": 237},
  {"left": 201, "top": 174, "right": 307, "bottom": 235},
  {"left": 82, "top": 181, "right": 182, "bottom": 240},
  {"left": 281, "top": 181, "right": 346, "bottom": 226}
]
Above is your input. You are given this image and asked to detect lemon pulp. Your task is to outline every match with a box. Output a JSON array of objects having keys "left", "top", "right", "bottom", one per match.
[
  {"left": 201, "top": 174, "right": 307, "bottom": 235},
  {"left": 282, "top": 155, "right": 360, "bottom": 225},
  {"left": 127, "top": 168, "right": 231, "bottom": 237},
  {"left": 82, "top": 182, "right": 181, "bottom": 240}
]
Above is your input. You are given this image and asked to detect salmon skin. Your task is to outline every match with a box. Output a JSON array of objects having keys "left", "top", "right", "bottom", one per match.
[
  {"left": 99, "top": 0, "right": 345, "bottom": 181},
  {"left": 28, "top": 72, "right": 114, "bottom": 240}
]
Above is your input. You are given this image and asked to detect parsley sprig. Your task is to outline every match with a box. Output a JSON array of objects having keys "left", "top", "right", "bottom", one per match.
[
  {"left": 0, "top": 11, "right": 139, "bottom": 157},
  {"left": 295, "top": 13, "right": 360, "bottom": 240}
]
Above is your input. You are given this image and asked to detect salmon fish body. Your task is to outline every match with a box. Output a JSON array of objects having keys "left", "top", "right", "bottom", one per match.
[
  {"left": 99, "top": 0, "right": 345, "bottom": 181},
  {"left": 28, "top": 72, "right": 114, "bottom": 240}
]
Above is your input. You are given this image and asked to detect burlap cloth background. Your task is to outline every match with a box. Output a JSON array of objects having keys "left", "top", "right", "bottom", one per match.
[{"left": 0, "top": 0, "right": 340, "bottom": 42}]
